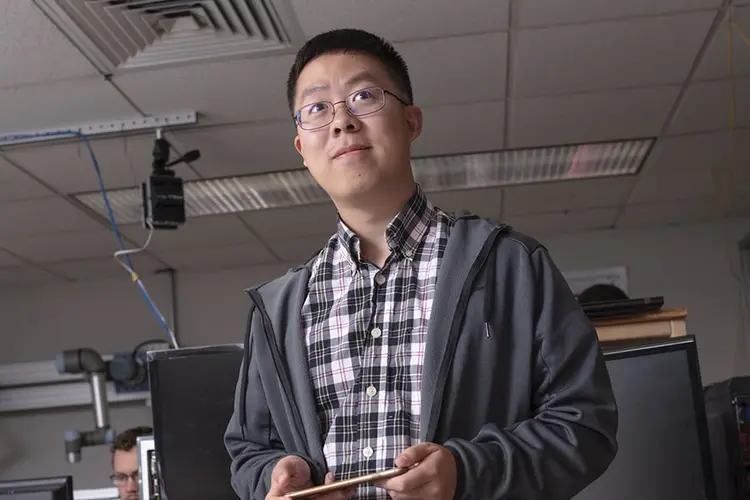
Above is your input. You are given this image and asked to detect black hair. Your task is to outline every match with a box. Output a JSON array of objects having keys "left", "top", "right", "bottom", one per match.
[
  {"left": 111, "top": 426, "right": 153, "bottom": 454},
  {"left": 286, "top": 28, "right": 413, "bottom": 114},
  {"left": 577, "top": 284, "right": 629, "bottom": 304}
]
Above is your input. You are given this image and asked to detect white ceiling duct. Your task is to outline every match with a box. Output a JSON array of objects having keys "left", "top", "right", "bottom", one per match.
[{"left": 33, "top": 0, "right": 306, "bottom": 72}]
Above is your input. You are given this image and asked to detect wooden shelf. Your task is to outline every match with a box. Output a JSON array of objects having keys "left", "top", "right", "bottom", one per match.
[{"left": 593, "top": 308, "right": 688, "bottom": 343}]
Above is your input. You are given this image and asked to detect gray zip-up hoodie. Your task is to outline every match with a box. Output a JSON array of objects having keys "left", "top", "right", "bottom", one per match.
[{"left": 224, "top": 214, "right": 618, "bottom": 500}]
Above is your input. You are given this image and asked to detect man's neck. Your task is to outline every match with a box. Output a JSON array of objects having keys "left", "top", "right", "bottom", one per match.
[{"left": 337, "top": 182, "right": 417, "bottom": 267}]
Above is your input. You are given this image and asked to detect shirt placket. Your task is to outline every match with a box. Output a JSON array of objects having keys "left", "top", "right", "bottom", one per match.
[{"left": 355, "top": 262, "right": 390, "bottom": 498}]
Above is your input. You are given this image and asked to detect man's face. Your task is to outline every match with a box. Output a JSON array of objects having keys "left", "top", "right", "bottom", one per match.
[
  {"left": 112, "top": 449, "right": 140, "bottom": 500},
  {"left": 293, "top": 52, "right": 422, "bottom": 205}
]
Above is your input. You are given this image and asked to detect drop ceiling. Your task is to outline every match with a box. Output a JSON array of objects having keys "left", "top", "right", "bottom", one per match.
[{"left": 0, "top": 0, "right": 748, "bottom": 286}]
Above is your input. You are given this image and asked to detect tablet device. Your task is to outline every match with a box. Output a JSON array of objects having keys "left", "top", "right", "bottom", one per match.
[{"left": 285, "top": 467, "right": 407, "bottom": 498}]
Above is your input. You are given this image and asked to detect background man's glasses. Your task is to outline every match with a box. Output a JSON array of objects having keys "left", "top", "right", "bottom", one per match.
[
  {"left": 294, "top": 86, "right": 409, "bottom": 130},
  {"left": 110, "top": 472, "right": 140, "bottom": 485}
]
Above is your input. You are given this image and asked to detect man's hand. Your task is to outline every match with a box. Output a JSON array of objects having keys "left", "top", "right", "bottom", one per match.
[
  {"left": 375, "top": 443, "right": 457, "bottom": 500},
  {"left": 266, "top": 456, "right": 356, "bottom": 500}
]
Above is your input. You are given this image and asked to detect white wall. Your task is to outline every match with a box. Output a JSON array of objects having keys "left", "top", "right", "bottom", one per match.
[{"left": 0, "top": 218, "right": 749, "bottom": 489}]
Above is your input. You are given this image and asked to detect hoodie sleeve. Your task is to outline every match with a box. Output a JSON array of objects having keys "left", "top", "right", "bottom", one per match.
[
  {"left": 225, "top": 302, "right": 315, "bottom": 500},
  {"left": 224, "top": 326, "right": 286, "bottom": 500},
  {"left": 443, "top": 245, "right": 619, "bottom": 500}
]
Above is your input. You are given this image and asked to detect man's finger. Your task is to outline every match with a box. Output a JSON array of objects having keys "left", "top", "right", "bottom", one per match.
[
  {"left": 313, "top": 472, "right": 356, "bottom": 500},
  {"left": 394, "top": 442, "right": 439, "bottom": 468},
  {"left": 376, "top": 462, "right": 431, "bottom": 493}
]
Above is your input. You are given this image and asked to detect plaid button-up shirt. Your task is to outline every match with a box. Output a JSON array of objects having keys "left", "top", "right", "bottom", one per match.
[{"left": 300, "top": 185, "right": 454, "bottom": 499}]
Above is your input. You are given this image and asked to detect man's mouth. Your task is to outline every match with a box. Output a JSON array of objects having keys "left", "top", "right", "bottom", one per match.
[{"left": 333, "top": 145, "right": 371, "bottom": 159}]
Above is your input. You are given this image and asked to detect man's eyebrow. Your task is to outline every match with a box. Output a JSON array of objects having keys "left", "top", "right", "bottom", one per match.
[
  {"left": 298, "top": 83, "right": 329, "bottom": 103},
  {"left": 345, "top": 71, "right": 379, "bottom": 88},
  {"left": 297, "top": 71, "right": 381, "bottom": 105}
]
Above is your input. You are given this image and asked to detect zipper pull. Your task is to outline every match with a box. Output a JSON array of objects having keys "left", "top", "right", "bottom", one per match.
[{"left": 484, "top": 322, "right": 491, "bottom": 339}]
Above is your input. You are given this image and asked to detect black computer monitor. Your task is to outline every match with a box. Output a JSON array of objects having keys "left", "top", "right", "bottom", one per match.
[
  {"left": 0, "top": 476, "right": 73, "bottom": 500},
  {"left": 147, "top": 344, "right": 243, "bottom": 500},
  {"left": 574, "top": 336, "right": 718, "bottom": 499}
]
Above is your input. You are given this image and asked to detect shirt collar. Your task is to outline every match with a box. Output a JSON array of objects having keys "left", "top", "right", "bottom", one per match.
[{"left": 336, "top": 184, "right": 435, "bottom": 266}]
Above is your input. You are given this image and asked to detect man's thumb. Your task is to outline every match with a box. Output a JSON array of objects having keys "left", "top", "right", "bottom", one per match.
[
  {"left": 395, "top": 443, "right": 436, "bottom": 467},
  {"left": 275, "top": 472, "right": 288, "bottom": 487}
]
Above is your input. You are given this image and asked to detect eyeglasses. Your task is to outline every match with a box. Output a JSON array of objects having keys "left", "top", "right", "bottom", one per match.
[
  {"left": 294, "top": 86, "right": 409, "bottom": 131},
  {"left": 110, "top": 472, "right": 140, "bottom": 485}
]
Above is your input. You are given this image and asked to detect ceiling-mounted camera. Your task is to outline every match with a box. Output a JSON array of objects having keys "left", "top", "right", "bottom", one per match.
[{"left": 141, "top": 129, "right": 200, "bottom": 230}]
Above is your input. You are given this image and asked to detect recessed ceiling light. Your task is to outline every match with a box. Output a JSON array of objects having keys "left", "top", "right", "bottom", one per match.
[{"left": 73, "top": 138, "right": 654, "bottom": 224}]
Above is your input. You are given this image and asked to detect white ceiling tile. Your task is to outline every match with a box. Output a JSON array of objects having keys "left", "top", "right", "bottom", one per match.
[
  {"left": 119, "top": 215, "right": 260, "bottom": 251},
  {"left": 0, "top": 266, "right": 66, "bottom": 288},
  {"left": 731, "top": 194, "right": 750, "bottom": 217},
  {"left": 0, "top": 156, "right": 53, "bottom": 201},
  {"left": 240, "top": 203, "right": 338, "bottom": 240},
  {"left": 397, "top": 33, "right": 507, "bottom": 107},
  {"left": 114, "top": 55, "right": 295, "bottom": 126},
  {"left": 512, "top": 12, "right": 714, "bottom": 97},
  {"left": 154, "top": 242, "right": 278, "bottom": 272},
  {"left": 291, "top": 0, "right": 509, "bottom": 41},
  {"left": 0, "top": 197, "right": 102, "bottom": 237},
  {"left": 505, "top": 208, "right": 619, "bottom": 235},
  {"left": 694, "top": 6, "right": 750, "bottom": 81},
  {"left": 508, "top": 86, "right": 678, "bottom": 148},
  {"left": 45, "top": 254, "right": 166, "bottom": 282},
  {"left": 513, "top": 0, "right": 721, "bottom": 27},
  {"left": 640, "top": 132, "right": 731, "bottom": 174},
  {"left": 0, "top": 2, "right": 99, "bottom": 89},
  {"left": 0, "top": 248, "right": 24, "bottom": 268},
  {"left": 617, "top": 197, "right": 724, "bottom": 228},
  {"left": 639, "top": 130, "right": 750, "bottom": 198},
  {"left": 0, "top": 229, "right": 125, "bottom": 263},
  {"left": 267, "top": 235, "right": 331, "bottom": 264},
  {"left": 428, "top": 188, "right": 503, "bottom": 219},
  {"left": 171, "top": 121, "right": 301, "bottom": 177},
  {"left": 412, "top": 101, "right": 505, "bottom": 157},
  {"left": 504, "top": 177, "right": 638, "bottom": 215},
  {"left": 667, "top": 78, "right": 750, "bottom": 135},
  {"left": 0, "top": 78, "right": 136, "bottom": 137},
  {"left": 4, "top": 133, "right": 200, "bottom": 194},
  {"left": 629, "top": 167, "right": 716, "bottom": 203}
]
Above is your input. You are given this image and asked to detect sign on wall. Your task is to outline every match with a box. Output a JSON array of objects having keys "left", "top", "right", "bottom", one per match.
[{"left": 562, "top": 266, "right": 629, "bottom": 297}]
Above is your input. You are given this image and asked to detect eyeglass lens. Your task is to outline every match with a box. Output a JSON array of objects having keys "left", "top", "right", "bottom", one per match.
[
  {"left": 297, "top": 87, "right": 386, "bottom": 129},
  {"left": 111, "top": 472, "right": 139, "bottom": 484}
]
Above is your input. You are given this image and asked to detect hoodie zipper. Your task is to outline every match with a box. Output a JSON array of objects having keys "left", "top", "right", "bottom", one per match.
[
  {"left": 423, "top": 224, "right": 507, "bottom": 440},
  {"left": 246, "top": 288, "right": 308, "bottom": 450}
]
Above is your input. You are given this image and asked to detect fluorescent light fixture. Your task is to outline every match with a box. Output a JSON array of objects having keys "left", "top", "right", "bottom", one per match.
[{"left": 73, "top": 138, "right": 654, "bottom": 224}]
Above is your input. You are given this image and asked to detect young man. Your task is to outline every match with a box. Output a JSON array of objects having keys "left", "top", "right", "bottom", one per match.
[
  {"left": 225, "top": 29, "right": 618, "bottom": 500},
  {"left": 110, "top": 426, "right": 152, "bottom": 500}
]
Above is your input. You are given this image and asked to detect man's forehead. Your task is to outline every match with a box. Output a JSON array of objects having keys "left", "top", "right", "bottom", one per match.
[
  {"left": 113, "top": 449, "right": 138, "bottom": 470},
  {"left": 295, "top": 53, "right": 391, "bottom": 103}
]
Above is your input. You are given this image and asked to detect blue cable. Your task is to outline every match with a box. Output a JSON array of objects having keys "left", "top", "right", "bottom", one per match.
[{"left": 0, "top": 130, "right": 177, "bottom": 347}]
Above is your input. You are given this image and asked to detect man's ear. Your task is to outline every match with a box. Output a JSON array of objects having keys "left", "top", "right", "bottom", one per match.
[
  {"left": 294, "top": 135, "right": 308, "bottom": 168},
  {"left": 405, "top": 106, "right": 423, "bottom": 143}
]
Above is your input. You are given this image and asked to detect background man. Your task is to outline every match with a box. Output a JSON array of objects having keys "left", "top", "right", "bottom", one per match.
[{"left": 110, "top": 426, "right": 152, "bottom": 500}]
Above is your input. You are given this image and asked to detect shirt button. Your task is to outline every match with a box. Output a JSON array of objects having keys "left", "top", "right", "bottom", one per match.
[
  {"left": 375, "top": 274, "right": 386, "bottom": 285},
  {"left": 404, "top": 249, "right": 414, "bottom": 258},
  {"left": 366, "top": 386, "right": 377, "bottom": 397},
  {"left": 363, "top": 446, "right": 374, "bottom": 458},
  {"left": 370, "top": 327, "right": 382, "bottom": 338}
]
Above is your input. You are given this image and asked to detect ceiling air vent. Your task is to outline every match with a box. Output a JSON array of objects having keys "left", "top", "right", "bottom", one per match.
[{"left": 33, "top": 0, "right": 304, "bottom": 72}]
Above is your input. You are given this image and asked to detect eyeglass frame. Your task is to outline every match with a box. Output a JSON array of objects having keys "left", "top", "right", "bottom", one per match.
[
  {"left": 293, "top": 86, "right": 411, "bottom": 131},
  {"left": 110, "top": 471, "right": 140, "bottom": 485}
]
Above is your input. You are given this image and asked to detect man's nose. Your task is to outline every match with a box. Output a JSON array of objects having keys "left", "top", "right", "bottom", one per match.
[{"left": 331, "top": 101, "right": 361, "bottom": 133}]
